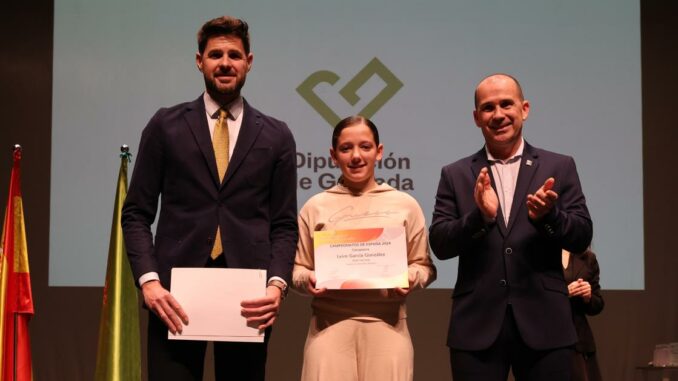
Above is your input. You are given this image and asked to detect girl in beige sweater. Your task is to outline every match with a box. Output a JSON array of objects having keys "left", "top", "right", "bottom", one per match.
[{"left": 293, "top": 115, "right": 436, "bottom": 381}]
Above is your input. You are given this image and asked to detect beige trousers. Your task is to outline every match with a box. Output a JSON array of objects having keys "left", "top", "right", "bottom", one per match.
[{"left": 300, "top": 316, "right": 414, "bottom": 381}]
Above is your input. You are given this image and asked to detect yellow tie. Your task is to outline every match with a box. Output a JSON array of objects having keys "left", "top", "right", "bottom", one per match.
[{"left": 211, "top": 108, "right": 229, "bottom": 259}]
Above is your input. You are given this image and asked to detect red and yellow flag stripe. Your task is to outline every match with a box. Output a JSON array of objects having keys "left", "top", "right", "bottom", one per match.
[{"left": 0, "top": 147, "right": 34, "bottom": 381}]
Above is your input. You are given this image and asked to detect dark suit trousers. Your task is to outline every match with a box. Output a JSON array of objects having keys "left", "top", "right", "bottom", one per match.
[
  {"left": 571, "top": 351, "right": 602, "bottom": 381},
  {"left": 147, "top": 255, "right": 271, "bottom": 381},
  {"left": 450, "top": 306, "right": 573, "bottom": 381}
]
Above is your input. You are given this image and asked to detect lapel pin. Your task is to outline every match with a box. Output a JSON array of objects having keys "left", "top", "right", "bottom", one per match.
[{"left": 526, "top": 160, "right": 533, "bottom": 166}]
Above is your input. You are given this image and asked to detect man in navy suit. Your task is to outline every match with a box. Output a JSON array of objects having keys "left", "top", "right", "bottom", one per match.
[
  {"left": 429, "top": 74, "right": 592, "bottom": 380},
  {"left": 122, "top": 16, "right": 297, "bottom": 381}
]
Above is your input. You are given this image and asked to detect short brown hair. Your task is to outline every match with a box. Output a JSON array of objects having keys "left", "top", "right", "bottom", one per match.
[{"left": 197, "top": 16, "right": 250, "bottom": 55}]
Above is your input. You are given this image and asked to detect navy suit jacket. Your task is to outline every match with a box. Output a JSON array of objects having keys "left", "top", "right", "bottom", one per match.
[
  {"left": 429, "top": 142, "right": 592, "bottom": 351},
  {"left": 122, "top": 96, "right": 298, "bottom": 289}
]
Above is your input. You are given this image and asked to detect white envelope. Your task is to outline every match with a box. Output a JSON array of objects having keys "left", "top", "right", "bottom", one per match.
[{"left": 169, "top": 267, "right": 266, "bottom": 342}]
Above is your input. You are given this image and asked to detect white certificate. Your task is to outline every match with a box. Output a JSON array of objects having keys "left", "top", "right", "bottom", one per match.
[
  {"left": 313, "top": 227, "right": 408, "bottom": 289},
  {"left": 169, "top": 267, "right": 266, "bottom": 342}
]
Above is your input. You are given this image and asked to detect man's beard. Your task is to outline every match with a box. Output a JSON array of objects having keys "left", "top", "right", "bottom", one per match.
[{"left": 204, "top": 75, "right": 246, "bottom": 103}]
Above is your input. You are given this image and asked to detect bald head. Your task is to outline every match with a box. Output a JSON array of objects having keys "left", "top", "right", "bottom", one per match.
[{"left": 474, "top": 74, "right": 524, "bottom": 109}]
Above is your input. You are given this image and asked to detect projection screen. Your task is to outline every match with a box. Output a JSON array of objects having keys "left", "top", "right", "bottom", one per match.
[{"left": 50, "top": 0, "right": 642, "bottom": 289}]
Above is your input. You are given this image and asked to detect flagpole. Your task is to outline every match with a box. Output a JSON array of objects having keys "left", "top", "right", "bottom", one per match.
[
  {"left": 13, "top": 314, "right": 16, "bottom": 381},
  {"left": 11, "top": 144, "right": 21, "bottom": 381}
]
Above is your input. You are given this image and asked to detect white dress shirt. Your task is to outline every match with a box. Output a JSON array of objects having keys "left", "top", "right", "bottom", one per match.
[{"left": 486, "top": 139, "right": 524, "bottom": 226}]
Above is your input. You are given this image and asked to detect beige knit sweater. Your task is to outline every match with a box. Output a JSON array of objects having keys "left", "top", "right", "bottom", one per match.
[{"left": 293, "top": 182, "right": 436, "bottom": 326}]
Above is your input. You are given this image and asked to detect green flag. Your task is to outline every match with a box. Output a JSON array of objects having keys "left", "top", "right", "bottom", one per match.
[{"left": 95, "top": 147, "right": 141, "bottom": 381}]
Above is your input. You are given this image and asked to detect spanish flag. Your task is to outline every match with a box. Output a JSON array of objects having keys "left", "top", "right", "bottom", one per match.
[{"left": 0, "top": 146, "right": 34, "bottom": 381}]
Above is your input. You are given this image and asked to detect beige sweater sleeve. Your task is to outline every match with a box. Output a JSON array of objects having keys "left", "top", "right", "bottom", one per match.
[
  {"left": 405, "top": 197, "right": 437, "bottom": 290},
  {"left": 292, "top": 206, "right": 315, "bottom": 294}
]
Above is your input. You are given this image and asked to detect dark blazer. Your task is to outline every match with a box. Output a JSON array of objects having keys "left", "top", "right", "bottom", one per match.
[
  {"left": 429, "top": 142, "right": 592, "bottom": 351},
  {"left": 122, "top": 96, "right": 298, "bottom": 289},
  {"left": 564, "top": 250, "right": 604, "bottom": 354}
]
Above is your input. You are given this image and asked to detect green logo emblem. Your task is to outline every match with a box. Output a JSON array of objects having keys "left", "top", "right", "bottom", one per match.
[{"left": 297, "top": 57, "right": 403, "bottom": 126}]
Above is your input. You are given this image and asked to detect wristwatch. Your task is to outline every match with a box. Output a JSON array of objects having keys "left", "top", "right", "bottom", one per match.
[{"left": 267, "top": 279, "right": 288, "bottom": 300}]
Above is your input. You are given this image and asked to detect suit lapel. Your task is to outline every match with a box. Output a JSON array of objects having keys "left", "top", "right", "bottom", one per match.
[
  {"left": 505, "top": 142, "right": 539, "bottom": 234},
  {"left": 184, "top": 96, "right": 221, "bottom": 187},
  {"left": 222, "top": 99, "right": 263, "bottom": 188},
  {"left": 470, "top": 148, "right": 508, "bottom": 237}
]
